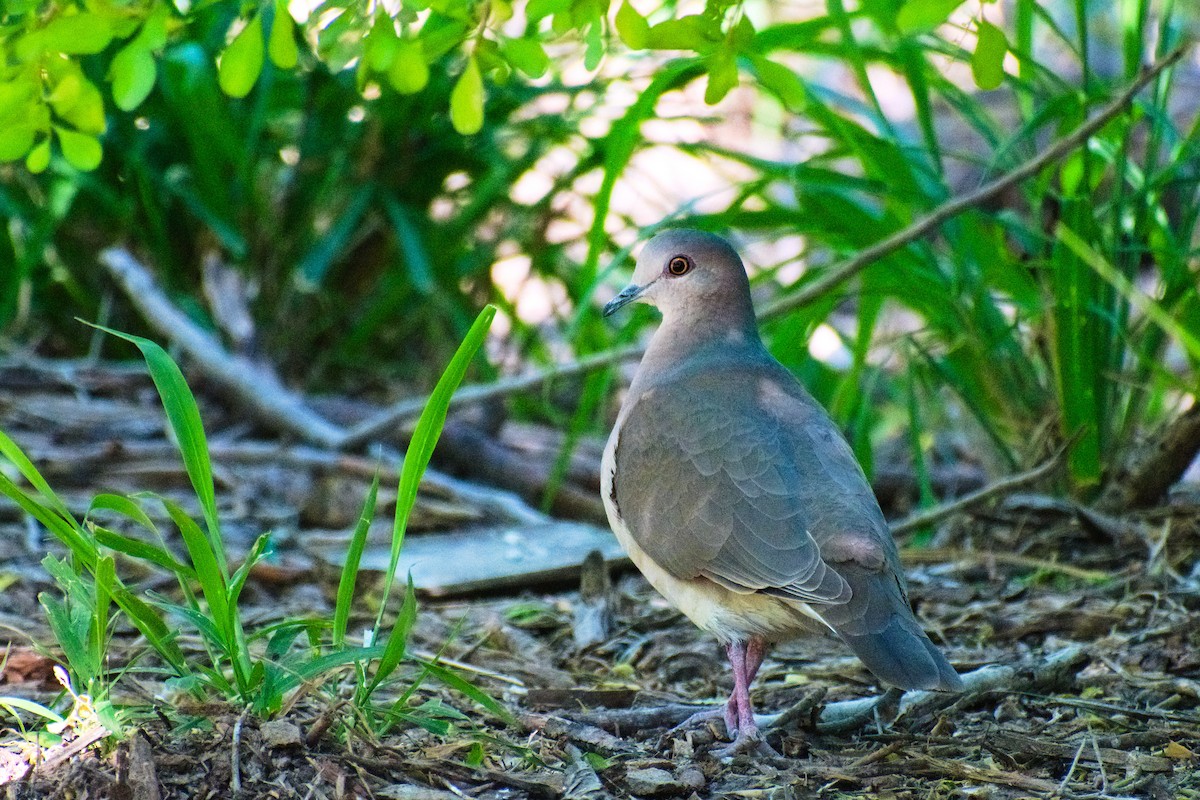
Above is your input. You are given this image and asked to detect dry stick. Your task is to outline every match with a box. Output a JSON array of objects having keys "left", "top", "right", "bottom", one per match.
[
  {"left": 351, "top": 45, "right": 1187, "bottom": 433},
  {"left": 890, "top": 449, "right": 1067, "bottom": 535},
  {"left": 761, "top": 644, "right": 1089, "bottom": 734},
  {"left": 902, "top": 548, "right": 1109, "bottom": 583},
  {"left": 562, "top": 647, "right": 1089, "bottom": 739},
  {"left": 81, "top": 254, "right": 555, "bottom": 523},
  {"left": 340, "top": 345, "right": 644, "bottom": 449},
  {"left": 99, "top": 248, "right": 346, "bottom": 449}
]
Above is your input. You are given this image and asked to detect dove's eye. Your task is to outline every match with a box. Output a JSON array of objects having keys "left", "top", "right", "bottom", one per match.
[{"left": 667, "top": 255, "right": 693, "bottom": 276}]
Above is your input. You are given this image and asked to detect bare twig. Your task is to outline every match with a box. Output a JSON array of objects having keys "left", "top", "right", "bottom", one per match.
[
  {"left": 340, "top": 346, "right": 644, "bottom": 449},
  {"left": 20, "top": 438, "right": 551, "bottom": 527},
  {"left": 230, "top": 707, "right": 249, "bottom": 795},
  {"left": 901, "top": 548, "right": 1110, "bottom": 583},
  {"left": 565, "top": 647, "right": 1089, "bottom": 739},
  {"left": 891, "top": 449, "right": 1067, "bottom": 535},
  {"left": 765, "top": 645, "right": 1089, "bottom": 733}
]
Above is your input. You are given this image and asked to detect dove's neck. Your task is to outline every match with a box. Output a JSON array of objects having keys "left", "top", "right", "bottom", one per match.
[{"left": 635, "top": 303, "right": 767, "bottom": 392}]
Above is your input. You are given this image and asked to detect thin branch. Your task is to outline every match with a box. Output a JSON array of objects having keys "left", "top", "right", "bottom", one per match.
[
  {"left": 563, "top": 646, "right": 1090, "bottom": 739},
  {"left": 890, "top": 448, "right": 1067, "bottom": 535},
  {"left": 759, "top": 44, "right": 1187, "bottom": 321},
  {"left": 902, "top": 548, "right": 1110, "bottom": 583},
  {"left": 339, "top": 345, "right": 645, "bottom": 449}
]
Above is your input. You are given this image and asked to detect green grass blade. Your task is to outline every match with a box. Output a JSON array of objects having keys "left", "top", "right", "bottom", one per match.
[
  {"left": 0, "top": 473, "right": 97, "bottom": 567},
  {"left": 88, "top": 493, "right": 160, "bottom": 536},
  {"left": 1056, "top": 224, "right": 1200, "bottom": 360},
  {"left": 0, "top": 697, "right": 66, "bottom": 725},
  {"left": 92, "top": 555, "right": 115, "bottom": 677},
  {"left": 110, "top": 587, "right": 188, "bottom": 674},
  {"left": 374, "top": 305, "right": 496, "bottom": 630},
  {"left": 91, "top": 526, "right": 196, "bottom": 579},
  {"left": 85, "top": 322, "right": 224, "bottom": 566},
  {"left": 273, "top": 645, "right": 386, "bottom": 697},
  {"left": 369, "top": 575, "right": 417, "bottom": 694},
  {"left": 161, "top": 496, "right": 252, "bottom": 691},
  {"left": 335, "top": 475, "right": 378, "bottom": 648},
  {"left": 227, "top": 533, "right": 271, "bottom": 609},
  {"left": 0, "top": 429, "right": 71, "bottom": 517},
  {"left": 417, "top": 659, "right": 514, "bottom": 725}
]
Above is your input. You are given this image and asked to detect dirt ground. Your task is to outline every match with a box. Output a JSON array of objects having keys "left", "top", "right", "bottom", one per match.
[{"left": 1, "top": 361, "right": 1199, "bottom": 799}]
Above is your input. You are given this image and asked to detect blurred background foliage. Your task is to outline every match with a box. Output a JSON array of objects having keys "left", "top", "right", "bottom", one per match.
[{"left": 1, "top": 0, "right": 1198, "bottom": 500}]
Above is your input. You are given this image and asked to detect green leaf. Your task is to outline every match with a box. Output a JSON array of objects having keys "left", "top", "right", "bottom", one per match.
[
  {"left": 372, "top": 305, "right": 495, "bottom": 631},
  {"left": 110, "top": 44, "right": 157, "bottom": 111},
  {"left": 896, "top": 0, "right": 967, "bottom": 34},
  {"left": 449, "top": 56, "right": 484, "bottom": 135},
  {"left": 89, "top": 493, "right": 159, "bottom": 535},
  {"left": 704, "top": 47, "right": 738, "bottom": 105},
  {"left": 731, "top": 14, "right": 756, "bottom": 50},
  {"left": 134, "top": 7, "right": 170, "bottom": 50},
  {"left": 55, "top": 127, "right": 102, "bottom": 171},
  {"left": 85, "top": 324, "right": 222, "bottom": 554},
  {"left": 366, "top": 19, "right": 399, "bottom": 71},
  {"left": 502, "top": 38, "right": 549, "bottom": 78},
  {"left": 333, "top": 475, "right": 378, "bottom": 648},
  {"left": 527, "top": 0, "right": 569, "bottom": 23},
  {"left": 93, "top": 526, "right": 196, "bottom": 578},
  {"left": 646, "top": 16, "right": 720, "bottom": 51},
  {"left": 388, "top": 39, "right": 429, "bottom": 94},
  {"left": 752, "top": 57, "right": 805, "bottom": 111},
  {"left": 369, "top": 575, "right": 417, "bottom": 692},
  {"left": 583, "top": 14, "right": 603, "bottom": 70},
  {"left": 0, "top": 696, "right": 65, "bottom": 725},
  {"left": 0, "top": 125, "right": 36, "bottom": 162},
  {"left": 419, "top": 659, "right": 514, "bottom": 724},
  {"left": 25, "top": 138, "right": 50, "bottom": 172},
  {"left": 162, "top": 499, "right": 229, "bottom": 634},
  {"left": 0, "top": 430, "right": 70, "bottom": 516},
  {"left": 269, "top": 0, "right": 299, "bottom": 69},
  {"left": 0, "top": 473, "right": 95, "bottom": 567},
  {"left": 218, "top": 15, "right": 265, "bottom": 99},
  {"left": 111, "top": 589, "right": 187, "bottom": 672},
  {"left": 971, "top": 19, "right": 1007, "bottom": 90},
  {"left": 52, "top": 74, "right": 107, "bottom": 135},
  {"left": 93, "top": 555, "right": 115, "bottom": 671},
  {"left": 615, "top": 1, "right": 650, "bottom": 49},
  {"left": 41, "top": 13, "right": 113, "bottom": 55}
]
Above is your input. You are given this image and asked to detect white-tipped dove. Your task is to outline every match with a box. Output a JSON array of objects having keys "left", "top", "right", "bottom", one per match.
[{"left": 601, "top": 229, "right": 961, "bottom": 755}]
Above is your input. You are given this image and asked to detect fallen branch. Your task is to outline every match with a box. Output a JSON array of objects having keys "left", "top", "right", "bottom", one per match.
[
  {"left": 340, "top": 346, "right": 643, "bottom": 450},
  {"left": 519, "top": 713, "right": 634, "bottom": 757},
  {"left": 99, "top": 248, "right": 345, "bottom": 449},
  {"left": 19, "top": 435, "right": 552, "bottom": 527},
  {"left": 561, "top": 646, "right": 1089, "bottom": 739}
]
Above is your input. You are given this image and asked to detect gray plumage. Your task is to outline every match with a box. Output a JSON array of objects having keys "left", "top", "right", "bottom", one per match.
[{"left": 603, "top": 229, "right": 960, "bottom": 694}]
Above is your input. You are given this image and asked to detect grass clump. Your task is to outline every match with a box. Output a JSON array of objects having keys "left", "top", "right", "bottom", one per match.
[{"left": 0, "top": 305, "right": 507, "bottom": 744}]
